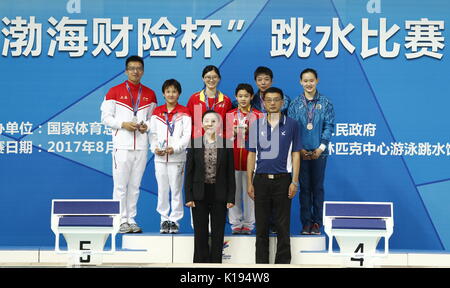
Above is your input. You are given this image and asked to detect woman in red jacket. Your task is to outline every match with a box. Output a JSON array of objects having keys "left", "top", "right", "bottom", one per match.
[{"left": 187, "top": 65, "right": 233, "bottom": 138}]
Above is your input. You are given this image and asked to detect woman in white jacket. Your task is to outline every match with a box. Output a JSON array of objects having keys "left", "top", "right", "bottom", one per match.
[{"left": 150, "top": 79, "right": 191, "bottom": 233}]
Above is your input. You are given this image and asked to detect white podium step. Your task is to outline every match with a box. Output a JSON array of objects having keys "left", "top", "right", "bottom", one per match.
[{"left": 122, "top": 233, "right": 326, "bottom": 264}]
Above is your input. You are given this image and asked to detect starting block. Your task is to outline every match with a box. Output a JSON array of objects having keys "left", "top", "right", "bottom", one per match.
[
  {"left": 323, "top": 201, "right": 394, "bottom": 267},
  {"left": 50, "top": 199, "right": 120, "bottom": 266}
]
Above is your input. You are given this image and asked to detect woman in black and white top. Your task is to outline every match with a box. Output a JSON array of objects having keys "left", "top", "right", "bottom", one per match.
[{"left": 184, "top": 110, "right": 235, "bottom": 263}]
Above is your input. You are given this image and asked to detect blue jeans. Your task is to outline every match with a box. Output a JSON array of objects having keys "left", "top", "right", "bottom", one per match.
[{"left": 300, "top": 155, "right": 327, "bottom": 227}]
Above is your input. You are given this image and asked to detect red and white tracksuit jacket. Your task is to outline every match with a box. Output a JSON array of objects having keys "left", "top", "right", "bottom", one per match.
[
  {"left": 101, "top": 80, "right": 157, "bottom": 150},
  {"left": 100, "top": 80, "right": 157, "bottom": 225},
  {"left": 225, "top": 107, "right": 263, "bottom": 231},
  {"left": 149, "top": 104, "right": 191, "bottom": 225},
  {"left": 149, "top": 104, "right": 192, "bottom": 162},
  {"left": 187, "top": 90, "right": 233, "bottom": 138}
]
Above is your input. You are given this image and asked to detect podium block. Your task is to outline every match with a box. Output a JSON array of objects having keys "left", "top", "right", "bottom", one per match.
[
  {"left": 123, "top": 233, "right": 326, "bottom": 264},
  {"left": 172, "top": 234, "right": 194, "bottom": 263},
  {"left": 122, "top": 233, "right": 173, "bottom": 263},
  {"left": 290, "top": 235, "right": 326, "bottom": 263},
  {"left": 222, "top": 235, "right": 256, "bottom": 264}
]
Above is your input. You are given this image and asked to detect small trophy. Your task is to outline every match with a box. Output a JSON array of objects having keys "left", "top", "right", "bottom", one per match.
[{"left": 159, "top": 140, "right": 167, "bottom": 151}]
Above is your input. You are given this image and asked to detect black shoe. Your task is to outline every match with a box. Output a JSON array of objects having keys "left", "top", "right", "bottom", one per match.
[
  {"left": 310, "top": 223, "right": 321, "bottom": 235},
  {"left": 301, "top": 225, "right": 311, "bottom": 235},
  {"left": 160, "top": 221, "right": 170, "bottom": 234},
  {"left": 269, "top": 226, "right": 277, "bottom": 234},
  {"left": 169, "top": 221, "right": 179, "bottom": 234}
]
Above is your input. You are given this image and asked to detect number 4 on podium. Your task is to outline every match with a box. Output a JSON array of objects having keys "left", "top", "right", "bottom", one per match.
[{"left": 350, "top": 243, "right": 364, "bottom": 267}]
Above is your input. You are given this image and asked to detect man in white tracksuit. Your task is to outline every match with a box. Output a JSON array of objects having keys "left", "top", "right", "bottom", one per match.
[
  {"left": 101, "top": 55, "right": 157, "bottom": 233},
  {"left": 150, "top": 79, "right": 191, "bottom": 233}
]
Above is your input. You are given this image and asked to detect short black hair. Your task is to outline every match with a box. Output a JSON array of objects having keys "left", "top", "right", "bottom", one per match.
[
  {"left": 126, "top": 55, "right": 144, "bottom": 69},
  {"left": 300, "top": 68, "right": 318, "bottom": 79},
  {"left": 235, "top": 83, "right": 254, "bottom": 96},
  {"left": 202, "top": 65, "right": 221, "bottom": 79},
  {"left": 263, "top": 87, "right": 284, "bottom": 100},
  {"left": 202, "top": 110, "right": 221, "bottom": 121},
  {"left": 162, "top": 79, "right": 182, "bottom": 95},
  {"left": 254, "top": 66, "right": 273, "bottom": 80}
]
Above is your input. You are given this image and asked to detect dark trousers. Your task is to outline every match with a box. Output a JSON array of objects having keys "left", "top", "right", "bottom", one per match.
[
  {"left": 300, "top": 155, "right": 327, "bottom": 227},
  {"left": 192, "top": 184, "right": 227, "bottom": 263},
  {"left": 254, "top": 174, "right": 292, "bottom": 264}
]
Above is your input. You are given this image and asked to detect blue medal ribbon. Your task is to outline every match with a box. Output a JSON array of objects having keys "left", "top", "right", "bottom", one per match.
[
  {"left": 259, "top": 92, "right": 266, "bottom": 113},
  {"left": 125, "top": 81, "right": 142, "bottom": 117},
  {"left": 164, "top": 112, "right": 177, "bottom": 136},
  {"left": 204, "top": 89, "right": 219, "bottom": 111},
  {"left": 301, "top": 94, "right": 317, "bottom": 127}
]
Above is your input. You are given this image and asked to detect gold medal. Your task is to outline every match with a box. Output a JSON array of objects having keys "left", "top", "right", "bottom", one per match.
[{"left": 307, "top": 123, "right": 313, "bottom": 130}]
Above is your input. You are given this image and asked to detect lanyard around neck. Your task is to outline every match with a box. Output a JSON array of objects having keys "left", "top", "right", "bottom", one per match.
[{"left": 125, "top": 81, "right": 142, "bottom": 116}]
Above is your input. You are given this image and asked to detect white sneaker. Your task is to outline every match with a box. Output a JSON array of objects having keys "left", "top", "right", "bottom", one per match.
[
  {"left": 119, "top": 223, "right": 132, "bottom": 233},
  {"left": 129, "top": 223, "right": 142, "bottom": 233}
]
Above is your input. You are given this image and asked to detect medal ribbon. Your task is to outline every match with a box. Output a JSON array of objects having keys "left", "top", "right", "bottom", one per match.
[
  {"left": 204, "top": 89, "right": 219, "bottom": 111},
  {"left": 125, "top": 81, "right": 143, "bottom": 117},
  {"left": 301, "top": 94, "right": 317, "bottom": 126},
  {"left": 164, "top": 112, "right": 177, "bottom": 136},
  {"left": 237, "top": 107, "right": 252, "bottom": 127},
  {"left": 259, "top": 92, "right": 266, "bottom": 113},
  {"left": 236, "top": 108, "right": 251, "bottom": 144}
]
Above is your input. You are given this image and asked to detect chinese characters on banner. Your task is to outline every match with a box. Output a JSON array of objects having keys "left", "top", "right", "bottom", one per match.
[
  {"left": 1, "top": 121, "right": 450, "bottom": 156},
  {"left": 330, "top": 123, "right": 450, "bottom": 156},
  {"left": 270, "top": 17, "right": 445, "bottom": 60},
  {"left": 0, "top": 121, "right": 113, "bottom": 155},
  {"left": 1, "top": 16, "right": 245, "bottom": 58},
  {"left": 1, "top": 16, "right": 445, "bottom": 59}
]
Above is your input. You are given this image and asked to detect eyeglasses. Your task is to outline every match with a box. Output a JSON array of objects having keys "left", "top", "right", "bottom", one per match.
[
  {"left": 127, "top": 66, "right": 144, "bottom": 72},
  {"left": 204, "top": 76, "right": 219, "bottom": 81},
  {"left": 264, "top": 98, "right": 282, "bottom": 103}
]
